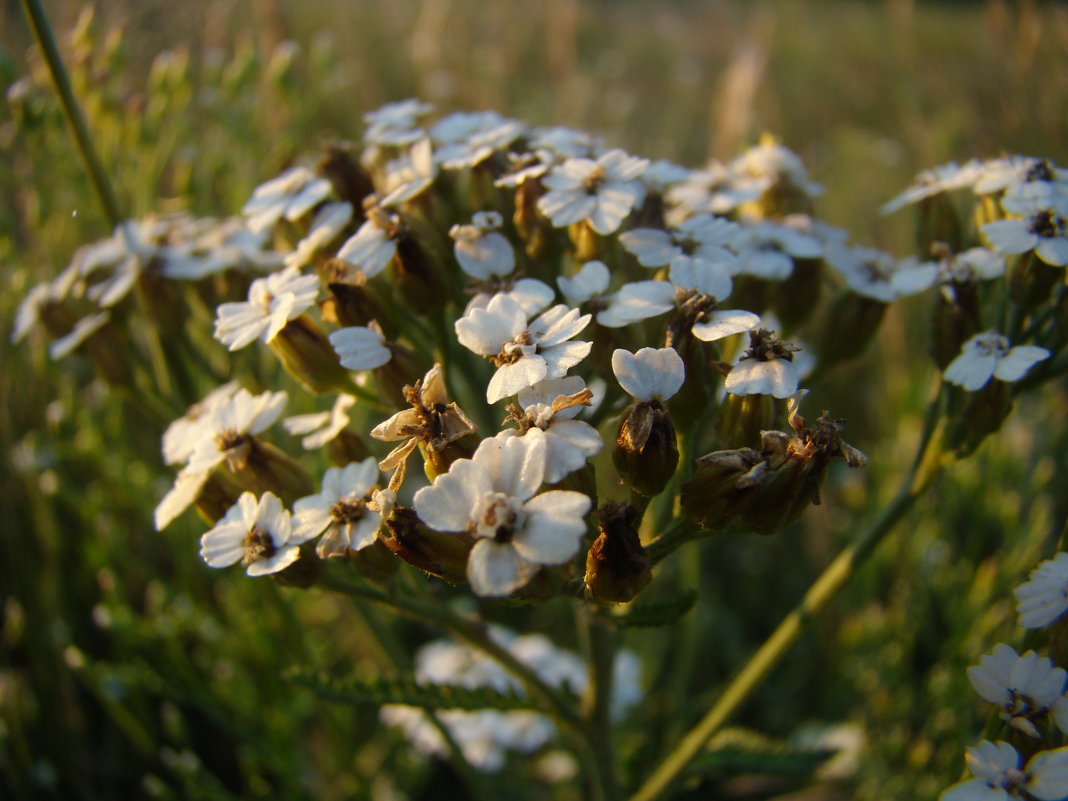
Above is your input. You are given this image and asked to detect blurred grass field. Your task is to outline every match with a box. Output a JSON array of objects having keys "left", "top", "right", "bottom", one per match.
[{"left": 3, "top": 1, "right": 1068, "bottom": 799}]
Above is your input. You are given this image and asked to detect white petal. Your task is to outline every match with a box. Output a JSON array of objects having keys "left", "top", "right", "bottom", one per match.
[
  {"left": 466, "top": 540, "right": 539, "bottom": 596},
  {"left": 983, "top": 219, "right": 1036, "bottom": 255},
  {"left": 487, "top": 357, "right": 548, "bottom": 404},
  {"left": 691, "top": 309, "right": 762, "bottom": 343},
  {"left": 611, "top": 347, "right": 685, "bottom": 401},
  {"left": 246, "top": 544, "right": 301, "bottom": 576},
  {"left": 474, "top": 432, "right": 546, "bottom": 500},
  {"left": 725, "top": 358, "right": 799, "bottom": 399},
  {"left": 414, "top": 459, "right": 490, "bottom": 532},
  {"left": 1027, "top": 746, "right": 1068, "bottom": 801},
  {"left": 516, "top": 491, "right": 591, "bottom": 564},
  {"left": 945, "top": 350, "right": 998, "bottom": 391}
]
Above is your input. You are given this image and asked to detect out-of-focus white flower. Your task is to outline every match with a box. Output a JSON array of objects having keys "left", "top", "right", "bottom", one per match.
[
  {"left": 939, "top": 741, "right": 1068, "bottom": 801},
  {"left": 200, "top": 491, "right": 313, "bottom": 576},
  {"left": 890, "top": 247, "right": 1005, "bottom": 297},
  {"left": 558, "top": 261, "right": 611, "bottom": 307},
  {"left": 507, "top": 376, "right": 603, "bottom": 484},
  {"left": 529, "top": 126, "right": 600, "bottom": 160},
  {"left": 49, "top": 312, "right": 110, "bottom": 359},
  {"left": 162, "top": 381, "right": 242, "bottom": 466},
  {"left": 881, "top": 159, "right": 984, "bottom": 214},
  {"left": 1016, "top": 553, "right": 1068, "bottom": 629},
  {"left": 983, "top": 208, "right": 1068, "bottom": 267},
  {"left": 620, "top": 214, "right": 739, "bottom": 295},
  {"left": 430, "top": 110, "right": 525, "bottom": 170},
  {"left": 292, "top": 458, "right": 385, "bottom": 558},
  {"left": 450, "top": 211, "right": 515, "bottom": 279},
  {"left": 641, "top": 159, "right": 692, "bottom": 192},
  {"left": 824, "top": 243, "right": 903, "bottom": 303},
  {"left": 283, "top": 394, "right": 357, "bottom": 450},
  {"left": 612, "top": 347, "right": 685, "bottom": 402},
  {"left": 184, "top": 389, "right": 288, "bottom": 476},
  {"left": 380, "top": 138, "right": 437, "bottom": 207},
  {"left": 329, "top": 325, "right": 392, "bottom": 371},
  {"left": 967, "top": 644, "right": 1068, "bottom": 738},
  {"left": 335, "top": 204, "right": 402, "bottom": 278},
  {"left": 413, "top": 433, "right": 591, "bottom": 596},
  {"left": 594, "top": 280, "right": 675, "bottom": 328},
  {"left": 213, "top": 266, "right": 320, "bottom": 350},
  {"left": 364, "top": 98, "right": 434, "bottom": 146},
  {"left": 733, "top": 221, "right": 824, "bottom": 281},
  {"left": 730, "top": 137, "right": 823, "bottom": 199},
  {"left": 456, "top": 294, "right": 592, "bottom": 404},
  {"left": 974, "top": 155, "right": 1058, "bottom": 196},
  {"left": 284, "top": 202, "right": 353, "bottom": 269},
  {"left": 381, "top": 629, "right": 641, "bottom": 770},
  {"left": 242, "top": 166, "right": 332, "bottom": 233},
  {"left": 538, "top": 149, "right": 649, "bottom": 235},
  {"left": 944, "top": 331, "right": 1049, "bottom": 391},
  {"left": 667, "top": 162, "right": 762, "bottom": 220}
]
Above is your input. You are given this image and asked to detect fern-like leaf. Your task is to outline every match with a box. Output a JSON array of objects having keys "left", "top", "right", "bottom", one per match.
[{"left": 612, "top": 589, "right": 697, "bottom": 628}]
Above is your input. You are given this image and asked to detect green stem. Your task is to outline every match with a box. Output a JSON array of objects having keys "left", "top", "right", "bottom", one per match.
[
  {"left": 578, "top": 607, "right": 622, "bottom": 801},
  {"left": 628, "top": 389, "right": 946, "bottom": 801},
  {"left": 20, "top": 0, "right": 123, "bottom": 228},
  {"left": 645, "top": 519, "right": 701, "bottom": 565}
]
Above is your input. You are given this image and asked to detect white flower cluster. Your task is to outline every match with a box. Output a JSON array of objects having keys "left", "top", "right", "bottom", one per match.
[{"left": 381, "top": 630, "right": 640, "bottom": 771}]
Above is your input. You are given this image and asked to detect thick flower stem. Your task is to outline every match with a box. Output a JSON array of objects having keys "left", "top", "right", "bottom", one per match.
[
  {"left": 20, "top": 0, "right": 123, "bottom": 228},
  {"left": 628, "top": 389, "right": 945, "bottom": 801}
]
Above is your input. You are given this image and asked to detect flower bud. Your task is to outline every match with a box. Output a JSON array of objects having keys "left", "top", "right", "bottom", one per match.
[
  {"left": 716, "top": 392, "right": 780, "bottom": 450},
  {"left": 381, "top": 506, "right": 472, "bottom": 584},
  {"left": 930, "top": 281, "right": 983, "bottom": 370},
  {"left": 680, "top": 448, "right": 767, "bottom": 530},
  {"left": 613, "top": 401, "right": 679, "bottom": 497},
  {"left": 373, "top": 341, "right": 424, "bottom": 406},
  {"left": 1008, "top": 253, "right": 1059, "bottom": 312},
  {"left": 270, "top": 314, "right": 354, "bottom": 395},
  {"left": 584, "top": 502, "right": 651, "bottom": 603},
  {"left": 421, "top": 433, "right": 480, "bottom": 481},
  {"left": 194, "top": 471, "right": 245, "bottom": 524},
  {"left": 347, "top": 539, "right": 400, "bottom": 582},
  {"left": 317, "top": 144, "right": 375, "bottom": 214},
  {"left": 915, "top": 193, "right": 963, "bottom": 255},
  {"left": 272, "top": 542, "right": 323, "bottom": 589},
  {"left": 944, "top": 381, "right": 1014, "bottom": 459},
  {"left": 769, "top": 257, "right": 821, "bottom": 332},
  {"left": 393, "top": 230, "right": 446, "bottom": 313}
]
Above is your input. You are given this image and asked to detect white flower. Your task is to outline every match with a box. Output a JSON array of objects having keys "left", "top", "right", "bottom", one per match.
[
  {"left": 455, "top": 294, "right": 592, "bottom": 404},
  {"left": 824, "top": 243, "right": 903, "bottom": 302},
  {"left": 184, "top": 389, "right": 288, "bottom": 476},
  {"left": 557, "top": 261, "right": 610, "bottom": 307},
  {"left": 881, "top": 160, "right": 984, "bottom": 214},
  {"left": 890, "top": 247, "right": 1005, "bottom": 297},
  {"left": 380, "top": 138, "right": 437, "bottom": 207},
  {"left": 292, "top": 459, "right": 384, "bottom": 558},
  {"left": 724, "top": 331, "right": 800, "bottom": 399},
  {"left": 430, "top": 110, "right": 525, "bottom": 170},
  {"left": 213, "top": 266, "right": 320, "bottom": 350},
  {"left": 162, "top": 381, "right": 242, "bottom": 466},
  {"left": 450, "top": 211, "right": 515, "bottom": 279},
  {"left": 464, "top": 277, "right": 556, "bottom": 318},
  {"left": 283, "top": 394, "right": 357, "bottom": 450},
  {"left": 691, "top": 309, "right": 762, "bottom": 343},
  {"left": 200, "top": 492, "right": 313, "bottom": 576},
  {"left": 612, "top": 347, "right": 685, "bottom": 402},
  {"left": 983, "top": 208, "right": 1068, "bottom": 267},
  {"left": 529, "top": 126, "right": 600, "bottom": 159},
  {"left": 1016, "top": 553, "right": 1068, "bottom": 629},
  {"left": 940, "top": 741, "right": 1068, "bottom": 801},
  {"left": 284, "top": 202, "right": 353, "bottom": 270},
  {"left": 508, "top": 377, "right": 603, "bottom": 484},
  {"left": 363, "top": 98, "right": 434, "bottom": 146},
  {"left": 538, "top": 149, "right": 648, "bottom": 235},
  {"left": 641, "top": 159, "right": 692, "bottom": 192},
  {"left": 620, "top": 214, "right": 738, "bottom": 298},
  {"left": 596, "top": 280, "right": 676, "bottom": 328},
  {"left": 732, "top": 221, "right": 823, "bottom": 281},
  {"left": 413, "top": 434, "right": 591, "bottom": 596},
  {"left": 335, "top": 205, "right": 401, "bottom": 278},
  {"left": 944, "top": 331, "right": 1049, "bottom": 391},
  {"left": 974, "top": 155, "right": 1057, "bottom": 196},
  {"left": 154, "top": 468, "right": 211, "bottom": 531},
  {"left": 730, "top": 137, "right": 823, "bottom": 199},
  {"left": 242, "top": 166, "right": 332, "bottom": 233},
  {"left": 666, "top": 162, "right": 761, "bottom": 219},
  {"left": 329, "top": 325, "right": 392, "bottom": 371},
  {"left": 967, "top": 644, "right": 1068, "bottom": 738}
]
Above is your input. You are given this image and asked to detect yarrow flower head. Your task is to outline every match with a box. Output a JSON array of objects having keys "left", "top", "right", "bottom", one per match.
[
  {"left": 983, "top": 206, "right": 1068, "bottom": 267},
  {"left": 413, "top": 433, "right": 591, "bottom": 596},
  {"left": 242, "top": 166, "right": 333, "bottom": 233},
  {"left": 200, "top": 491, "right": 314, "bottom": 576},
  {"left": 450, "top": 211, "right": 516, "bottom": 280},
  {"left": 1015, "top": 552, "right": 1068, "bottom": 629},
  {"left": 725, "top": 329, "right": 801, "bottom": 399},
  {"left": 944, "top": 330, "right": 1049, "bottom": 391}
]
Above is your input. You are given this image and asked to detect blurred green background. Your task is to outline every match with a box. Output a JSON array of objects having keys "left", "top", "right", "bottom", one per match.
[{"left": 2, "top": 1, "right": 1068, "bottom": 799}]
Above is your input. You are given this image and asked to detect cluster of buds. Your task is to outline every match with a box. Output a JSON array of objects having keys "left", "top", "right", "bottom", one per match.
[{"left": 15, "top": 97, "right": 1064, "bottom": 610}]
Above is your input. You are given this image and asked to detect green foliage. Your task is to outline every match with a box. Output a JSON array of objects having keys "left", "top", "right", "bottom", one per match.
[{"left": 612, "top": 589, "right": 697, "bottom": 629}]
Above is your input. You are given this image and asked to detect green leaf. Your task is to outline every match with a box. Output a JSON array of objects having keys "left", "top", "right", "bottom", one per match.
[
  {"left": 612, "top": 589, "right": 697, "bottom": 628},
  {"left": 287, "top": 670, "right": 540, "bottom": 712},
  {"left": 687, "top": 727, "right": 836, "bottom": 777}
]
